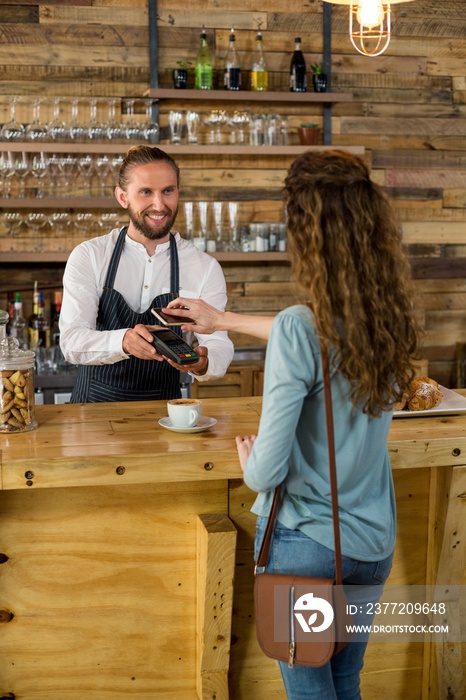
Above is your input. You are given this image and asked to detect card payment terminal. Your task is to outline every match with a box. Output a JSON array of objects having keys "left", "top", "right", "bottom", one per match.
[{"left": 150, "top": 329, "right": 199, "bottom": 365}]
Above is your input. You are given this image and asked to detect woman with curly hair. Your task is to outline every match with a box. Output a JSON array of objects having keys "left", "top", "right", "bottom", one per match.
[{"left": 166, "top": 150, "right": 420, "bottom": 699}]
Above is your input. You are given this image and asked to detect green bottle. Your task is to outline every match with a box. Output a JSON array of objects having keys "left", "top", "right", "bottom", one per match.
[{"left": 195, "top": 25, "right": 213, "bottom": 90}]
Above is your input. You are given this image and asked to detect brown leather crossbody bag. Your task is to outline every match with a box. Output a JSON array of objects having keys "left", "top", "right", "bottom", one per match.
[{"left": 254, "top": 346, "right": 353, "bottom": 668}]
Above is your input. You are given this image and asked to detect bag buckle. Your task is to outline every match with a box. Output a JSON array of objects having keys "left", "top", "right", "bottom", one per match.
[{"left": 288, "top": 641, "right": 295, "bottom": 668}]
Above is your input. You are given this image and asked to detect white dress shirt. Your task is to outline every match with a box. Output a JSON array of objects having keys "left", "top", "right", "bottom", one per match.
[{"left": 60, "top": 229, "right": 234, "bottom": 382}]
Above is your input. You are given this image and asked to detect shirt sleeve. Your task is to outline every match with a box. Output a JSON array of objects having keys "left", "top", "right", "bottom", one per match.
[
  {"left": 242, "top": 310, "right": 318, "bottom": 493},
  {"left": 188, "top": 256, "right": 234, "bottom": 381},
  {"left": 59, "top": 243, "right": 130, "bottom": 365}
]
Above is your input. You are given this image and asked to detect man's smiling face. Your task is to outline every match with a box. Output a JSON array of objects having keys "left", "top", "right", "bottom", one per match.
[{"left": 115, "top": 161, "right": 180, "bottom": 243}]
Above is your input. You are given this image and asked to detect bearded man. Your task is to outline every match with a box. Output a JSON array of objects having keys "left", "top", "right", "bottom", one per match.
[{"left": 60, "top": 146, "right": 233, "bottom": 403}]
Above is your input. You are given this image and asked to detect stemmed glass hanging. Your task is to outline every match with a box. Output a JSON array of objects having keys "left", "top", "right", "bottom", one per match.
[
  {"left": 77, "top": 155, "right": 95, "bottom": 196},
  {"left": 25, "top": 212, "right": 48, "bottom": 252},
  {"left": 123, "top": 99, "right": 141, "bottom": 141},
  {"left": 48, "top": 97, "right": 70, "bottom": 141},
  {"left": 87, "top": 98, "right": 106, "bottom": 141},
  {"left": 8, "top": 151, "right": 29, "bottom": 198},
  {"left": 25, "top": 98, "right": 49, "bottom": 142},
  {"left": 50, "top": 211, "right": 71, "bottom": 252},
  {"left": 69, "top": 98, "right": 87, "bottom": 142},
  {"left": 106, "top": 98, "right": 124, "bottom": 141},
  {"left": 204, "top": 109, "right": 228, "bottom": 145},
  {"left": 1, "top": 212, "right": 23, "bottom": 249},
  {"left": 30, "top": 151, "right": 48, "bottom": 198},
  {"left": 94, "top": 154, "right": 111, "bottom": 195},
  {"left": 0, "top": 151, "right": 13, "bottom": 197},
  {"left": 57, "top": 155, "right": 77, "bottom": 193},
  {"left": 142, "top": 99, "right": 159, "bottom": 144},
  {"left": 1, "top": 97, "right": 25, "bottom": 141}
]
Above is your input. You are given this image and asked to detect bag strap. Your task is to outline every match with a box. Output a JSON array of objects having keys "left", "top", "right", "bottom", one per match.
[{"left": 255, "top": 342, "right": 344, "bottom": 585}]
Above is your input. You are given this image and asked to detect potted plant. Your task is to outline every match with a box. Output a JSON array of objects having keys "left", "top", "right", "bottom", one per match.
[
  {"left": 311, "top": 63, "right": 327, "bottom": 93},
  {"left": 172, "top": 61, "right": 192, "bottom": 89},
  {"left": 297, "top": 122, "right": 321, "bottom": 145}
]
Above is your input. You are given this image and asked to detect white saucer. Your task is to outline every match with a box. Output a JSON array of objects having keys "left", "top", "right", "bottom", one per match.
[{"left": 158, "top": 415, "right": 217, "bottom": 433}]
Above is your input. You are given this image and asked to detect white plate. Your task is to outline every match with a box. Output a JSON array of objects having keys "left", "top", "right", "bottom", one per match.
[
  {"left": 158, "top": 415, "right": 217, "bottom": 433},
  {"left": 393, "top": 385, "right": 466, "bottom": 418}
]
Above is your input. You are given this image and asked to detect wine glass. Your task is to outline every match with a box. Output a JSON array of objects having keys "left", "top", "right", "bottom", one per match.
[
  {"left": 30, "top": 151, "right": 48, "bottom": 198},
  {"left": 142, "top": 99, "right": 159, "bottom": 144},
  {"left": 50, "top": 211, "right": 71, "bottom": 251},
  {"left": 94, "top": 154, "right": 111, "bottom": 195},
  {"left": 0, "top": 151, "right": 13, "bottom": 197},
  {"left": 97, "top": 212, "right": 122, "bottom": 233},
  {"left": 73, "top": 212, "right": 94, "bottom": 242},
  {"left": 0, "top": 97, "right": 25, "bottom": 141},
  {"left": 77, "top": 154, "right": 95, "bottom": 196},
  {"left": 57, "top": 155, "right": 77, "bottom": 192},
  {"left": 48, "top": 97, "right": 70, "bottom": 141},
  {"left": 111, "top": 155, "right": 124, "bottom": 182},
  {"left": 45, "top": 153, "right": 61, "bottom": 196},
  {"left": 204, "top": 109, "right": 228, "bottom": 145},
  {"left": 1, "top": 212, "right": 23, "bottom": 249},
  {"left": 123, "top": 99, "right": 141, "bottom": 141},
  {"left": 87, "top": 98, "right": 106, "bottom": 141},
  {"left": 228, "top": 110, "right": 250, "bottom": 145},
  {"left": 106, "top": 98, "right": 125, "bottom": 141},
  {"left": 25, "top": 98, "right": 49, "bottom": 142},
  {"left": 8, "top": 151, "right": 29, "bottom": 198},
  {"left": 25, "top": 211, "right": 49, "bottom": 252},
  {"left": 69, "top": 98, "right": 87, "bottom": 142}
]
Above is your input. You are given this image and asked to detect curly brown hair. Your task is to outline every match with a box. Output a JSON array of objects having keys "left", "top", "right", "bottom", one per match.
[{"left": 284, "top": 149, "right": 420, "bottom": 416}]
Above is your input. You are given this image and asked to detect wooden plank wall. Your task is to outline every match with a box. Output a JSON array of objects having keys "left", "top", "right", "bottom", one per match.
[{"left": 1, "top": 0, "right": 466, "bottom": 386}]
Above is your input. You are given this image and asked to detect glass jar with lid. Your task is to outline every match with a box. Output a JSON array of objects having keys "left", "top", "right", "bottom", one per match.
[{"left": 0, "top": 336, "right": 38, "bottom": 433}]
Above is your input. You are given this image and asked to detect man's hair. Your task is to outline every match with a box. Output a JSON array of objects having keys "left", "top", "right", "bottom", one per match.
[
  {"left": 284, "top": 149, "right": 420, "bottom": 416},
  {"left": 118, "top": 145, "right": 180, "bottom": 190}
]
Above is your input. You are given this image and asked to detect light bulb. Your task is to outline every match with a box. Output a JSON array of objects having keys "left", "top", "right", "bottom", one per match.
[{"left": 356, "top": 0, "right": 385, "bottom": 28}]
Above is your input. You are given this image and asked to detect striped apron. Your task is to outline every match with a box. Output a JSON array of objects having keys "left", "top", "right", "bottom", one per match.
[{"left": 71, "top": 227, "right": 182, "bottom": 403}]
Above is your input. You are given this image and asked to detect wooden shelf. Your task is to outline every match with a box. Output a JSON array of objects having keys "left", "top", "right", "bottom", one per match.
[
  {"left": 149, "top": 88, "right": 353, "bottom": 104},
  {"left": 0, "top": 142, "right": 364, "bottom": 156},
  {"left": 0, "top": 197, "right": 118, "bottom": 209}
]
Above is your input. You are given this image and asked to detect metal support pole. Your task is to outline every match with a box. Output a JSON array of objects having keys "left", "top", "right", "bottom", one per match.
[
  {"left": 148, "top": 0, "right": 159, "bottom": 123},
  {"left": 323, "top": 2, "right": 332, "bottom": 145}
]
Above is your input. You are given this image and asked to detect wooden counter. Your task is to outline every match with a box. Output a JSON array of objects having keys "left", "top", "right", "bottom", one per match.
[{"left": 0, "top": 397, "right": 465, "bottom": 699}]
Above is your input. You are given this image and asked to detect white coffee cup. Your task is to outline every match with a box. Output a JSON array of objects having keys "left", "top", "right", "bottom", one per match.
[{"left": 167, "top": 398, "right": 202, "bottom": 428}]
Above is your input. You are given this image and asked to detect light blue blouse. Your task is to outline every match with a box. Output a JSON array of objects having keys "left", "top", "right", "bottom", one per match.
[{"left": 243, "top": 304, "right": 396, "bottom": 562}]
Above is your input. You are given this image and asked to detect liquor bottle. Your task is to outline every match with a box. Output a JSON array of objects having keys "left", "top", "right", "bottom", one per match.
[
  {"left": 5, "top": 292, "right": 15, "bottom": 336},
  {"left": 224, "top": 27, "right": 241, "bottom": 90},
  {"left": 29, "top": 290, "right": 50, "bottom": 350},
  {"left": 195, "top": 25, "right": 213, "bottom": 90},
  {"left": 290, "top": 37, "right": 307, "bottom": 92},
  {"left": 250, "top": 29, "right": 268, "bottom": 91},
  {"left": 10, "top": 293, "right": 28, "bottom": 350},
  {"left": 50, "top": 290, "right": 63, "bottom": 328},
  {"left": 28, "top": 282, "right": 40, "bottom": 349}
]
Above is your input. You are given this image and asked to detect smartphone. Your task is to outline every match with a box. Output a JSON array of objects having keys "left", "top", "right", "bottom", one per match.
[
  {"left": 151, "top": 307, "right": 196, "bottom": 326},
  {"left": 150, "top": 328, "right": 199, "bottom": 365}
]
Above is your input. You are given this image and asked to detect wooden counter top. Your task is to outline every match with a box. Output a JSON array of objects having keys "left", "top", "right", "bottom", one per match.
[{"left": 2, "top": 396, "right": 466, "bottom": 491}]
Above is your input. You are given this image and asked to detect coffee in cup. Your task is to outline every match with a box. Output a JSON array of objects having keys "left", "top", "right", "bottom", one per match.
[{"left": 167, "top": 398, "right": 202, "bottom": 428}]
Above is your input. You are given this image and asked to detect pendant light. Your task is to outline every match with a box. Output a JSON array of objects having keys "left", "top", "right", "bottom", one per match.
[{"left": 323, "top": 0, "right": 415, "bottom": 57}]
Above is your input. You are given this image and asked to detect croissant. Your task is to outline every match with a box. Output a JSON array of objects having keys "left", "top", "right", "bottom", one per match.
[
  {"left": 394, "top": 392, "right": 410, "bottom": 411},
  {"left": 407, "top": 377, "right": 443, "bottom": 411}
]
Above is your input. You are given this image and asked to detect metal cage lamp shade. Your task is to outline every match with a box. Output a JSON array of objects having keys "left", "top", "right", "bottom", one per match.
[{"left": 323, "top": 0, "right": 415, "bottom": 57}]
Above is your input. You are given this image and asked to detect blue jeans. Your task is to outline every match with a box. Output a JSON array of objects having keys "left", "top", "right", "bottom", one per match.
[{"left": 254, "top": 517, "right": 394, "bottom": 700}]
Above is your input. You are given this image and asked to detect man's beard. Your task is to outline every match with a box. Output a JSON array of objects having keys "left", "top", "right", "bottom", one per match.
[{"left": 127, "top": 203, "right": 178, "bottom": 241}]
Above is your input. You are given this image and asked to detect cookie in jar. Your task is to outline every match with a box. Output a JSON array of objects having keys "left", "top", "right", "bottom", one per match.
[{"left": 0, "top": 336, "right": 38, "bottom": 433}]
